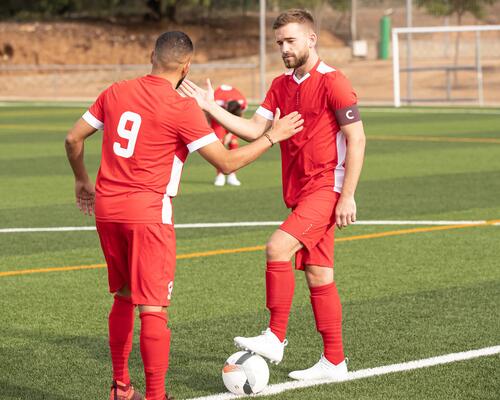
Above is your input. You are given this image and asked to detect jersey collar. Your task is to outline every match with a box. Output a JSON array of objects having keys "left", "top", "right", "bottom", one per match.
[
  {"left": 144, "top": 74, "right": 173, "bottom": 87},
  {"left": 290, "top": 58, "right": 322, "bottom": 85}
]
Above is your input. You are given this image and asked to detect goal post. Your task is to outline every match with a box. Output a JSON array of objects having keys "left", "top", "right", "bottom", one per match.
[{"left": 392, "top": 25, "right": 500, "bottom": 107}]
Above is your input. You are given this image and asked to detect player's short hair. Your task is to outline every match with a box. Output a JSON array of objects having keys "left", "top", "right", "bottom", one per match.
[
  {"left": 153, "top": 31, "right": 193, "bottom": 70},
  {"left": 227, "top": 100, "right": 243, "bottom": 116},
  {"left": 272, "top": 9, "right": 315, "bottom": 30}
]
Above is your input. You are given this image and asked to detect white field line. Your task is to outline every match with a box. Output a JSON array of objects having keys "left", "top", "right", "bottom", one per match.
[
  {"left": 359, "top": 107, "right": 500, "bottom": 115},
  {"left": 188, "top": 345, "right": 500, "bottom": 400},
  {"left": 0, "top": 220, "right": 497, "bottom": 234}
]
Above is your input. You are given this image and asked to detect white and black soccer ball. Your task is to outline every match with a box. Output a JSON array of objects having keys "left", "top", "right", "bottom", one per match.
[{"left": 222, "top": 351, "right": 269, "bottom": 395}]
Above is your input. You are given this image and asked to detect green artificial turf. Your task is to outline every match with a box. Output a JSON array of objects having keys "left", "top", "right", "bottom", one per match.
[{"left": 0, "top": 104, "right": 499, "bottom": 399}]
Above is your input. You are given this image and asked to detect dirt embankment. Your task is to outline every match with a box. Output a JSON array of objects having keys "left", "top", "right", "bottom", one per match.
[{"left": 1, "top": 6, "right": 499, "bottom": 104}]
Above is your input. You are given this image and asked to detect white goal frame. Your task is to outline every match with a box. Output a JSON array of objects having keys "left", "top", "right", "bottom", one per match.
[{"left": 392, "top": 25, "right": 500, "bottom": 107}]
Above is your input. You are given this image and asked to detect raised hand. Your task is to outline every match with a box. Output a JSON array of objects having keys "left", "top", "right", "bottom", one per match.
[
  {"left": 178, "top": 78, "right": 214, "bottom": 111},
  {"left": 75, "top": 179, "right": 95, "bottom": 216},
  {"left": 268, "top": 109, "right": 304, "bottom": 143}
]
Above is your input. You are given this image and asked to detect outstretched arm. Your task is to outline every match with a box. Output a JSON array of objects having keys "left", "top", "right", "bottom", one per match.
[
  {"left": 65, "top": 118, "right": 97, "bottom": 215},
  {"left": 179, "top": 79, "right": 271, "bottom": 142},
  {"left": 198, "top": 110, "right": 303, "bottom": 173}
]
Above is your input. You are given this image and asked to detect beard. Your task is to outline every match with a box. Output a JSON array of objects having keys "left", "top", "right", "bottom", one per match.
[{"left": 282, "top": 50, "right": 309, "bottom": 69}]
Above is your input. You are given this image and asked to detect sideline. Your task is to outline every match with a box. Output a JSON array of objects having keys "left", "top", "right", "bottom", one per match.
[
  {"left": 188, "top": 345, "right": 500, "bottom": 400},
  {"left": 1, "top": 219, "right": 498, "bottom": 234},
  {"left": 1, "top": 220, "right": 498, "bottom": 278}
]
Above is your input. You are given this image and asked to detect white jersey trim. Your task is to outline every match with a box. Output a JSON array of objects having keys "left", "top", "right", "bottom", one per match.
[
  {"left": 162, "top": 196, "right": 173, "bottom": 225},
  {"left": 256, "top": 106, "right": 274, "bottom": 121},
  {"left": 334, "top": 130, "right": 347, "bottom": 193},
  {"left": 186, "top": 132, "right": 218, "bottom": 153},
  {"left": 166, "top": 155, "right": 184, "bottom": 197},
  {"left": 317, "top": 61, "right": 336, "bottom": 74},
  {"left": 293, "top": 72, "right": 310, "bottom": 85},
  {"left": 82, "top": 111, "right": 104, "bottom": 130}
]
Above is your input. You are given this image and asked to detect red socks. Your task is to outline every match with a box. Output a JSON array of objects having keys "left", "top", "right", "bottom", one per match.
[
  {"left": 140, "top": 312, "right": 171, "bottom": 400},
  {"left": 266, "top": 261, "right": 295, "bottom": 342},
  {"left": 109, "top": 298, "right": 171, "bottom": 399},
  {"left": 310, "top": 282, "right": 345, "bottom": 365},
  {"left": 109, "top": 295, "right": 135, "bottom": 385}
]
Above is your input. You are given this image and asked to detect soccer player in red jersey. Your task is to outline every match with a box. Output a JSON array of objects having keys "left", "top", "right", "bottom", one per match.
[
  {"left": 180, "top": 9, "right": 366, "bottom": 381},
  {"left": 64, "top": 31, "right": 303, "bottom": 400},
  {"left": 211, "top": 85, "right": 247, "bottom": 186}
]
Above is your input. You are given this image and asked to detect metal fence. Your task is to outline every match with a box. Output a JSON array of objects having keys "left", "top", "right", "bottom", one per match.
[{"left": 0, "top": 63, "right": 259, "bottom": 101}]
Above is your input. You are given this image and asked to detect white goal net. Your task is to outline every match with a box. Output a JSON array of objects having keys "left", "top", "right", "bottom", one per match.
[{"left": 392, "top": 25, "right": 500, "bottom": 107}]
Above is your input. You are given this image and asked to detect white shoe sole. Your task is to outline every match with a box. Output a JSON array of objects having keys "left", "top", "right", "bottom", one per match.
[{"left": 234, "top": 339, "right": 282, "bottom": 364}]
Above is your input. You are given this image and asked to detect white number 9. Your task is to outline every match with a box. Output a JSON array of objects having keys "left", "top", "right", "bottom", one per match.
[{"left": 113, "top": 111, "right": 142, "bottom": 158}]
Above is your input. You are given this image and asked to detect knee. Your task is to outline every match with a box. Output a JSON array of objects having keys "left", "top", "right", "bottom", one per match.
[
  {"left": 266, "top": 239, "right": 292, "bottom": 261},
  {"left": 138, "top": 304, "right": 169, "bottom": 318},
  {"left": 305, "top": 267, "right": 334, "bottom": 287}
]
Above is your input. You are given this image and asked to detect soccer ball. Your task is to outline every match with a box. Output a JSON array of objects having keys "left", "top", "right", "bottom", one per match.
[{"left": 222, "top": 351, "right": 269, "bottom": 395}]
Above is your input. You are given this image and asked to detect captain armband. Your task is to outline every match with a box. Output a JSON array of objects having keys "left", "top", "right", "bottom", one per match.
[{"left": 335, "top": 105, "right": 361, "bottom": 125}]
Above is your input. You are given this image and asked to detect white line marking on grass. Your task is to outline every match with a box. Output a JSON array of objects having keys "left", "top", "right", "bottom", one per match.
[
  {"left": 360, "top": 107, "right": 500, "bottom": 115},
  {"left": 188, "top": 345, "right": 500, "bottom": 400},
  {"left": 0, "top": 220, "right": 495, "bottom": 234}
]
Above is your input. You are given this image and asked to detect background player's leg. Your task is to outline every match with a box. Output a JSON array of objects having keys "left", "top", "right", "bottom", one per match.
[
  {"left": 109, "top": 287, "right": 136, "bottom": 386},
  {"left": 226, "top": 135, "right": 241, "bottom": 186},
  {"left": 139, "top": 305, "right": 171, "bottom": 400},
  {"left": 305, "top": 265, "right": 345, "bottom": 366}
]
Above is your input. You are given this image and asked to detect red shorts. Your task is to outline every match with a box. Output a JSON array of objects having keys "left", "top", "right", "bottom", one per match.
[
  {"left": 96, "top": 221, "right": 176, "bottom": 306},
  {"left": 280, "top": 189, "right": 339, "bottom": 270}
]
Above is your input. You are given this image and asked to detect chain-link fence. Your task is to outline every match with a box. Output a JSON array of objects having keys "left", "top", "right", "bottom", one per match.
[
  {"left": 0, "top": 0, "right": 499, "bottom": 104},
  {"left": 0, "top": 63, "right": 258, "bottom": 101}
]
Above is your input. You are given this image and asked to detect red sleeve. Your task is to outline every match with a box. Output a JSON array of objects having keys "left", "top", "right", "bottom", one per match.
[
  {"left": 327, "top": 71, "right": 357, "bottom": 110},
  {"left": 82, "top": 87, "right": 108, "bottom": 130},
  {"left": 327, "top": 72, "right": 361, "bottom": 125},
  {"left": 178, "top": 100, "right": 219, "bottom": 153},
  {"left": 256, "top": 79, "right": 279, "bottom": 121}
]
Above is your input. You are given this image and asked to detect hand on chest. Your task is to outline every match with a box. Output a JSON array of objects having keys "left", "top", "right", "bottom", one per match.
[{"left": 280, "top": 81, "right": 329, "bottom": 133}]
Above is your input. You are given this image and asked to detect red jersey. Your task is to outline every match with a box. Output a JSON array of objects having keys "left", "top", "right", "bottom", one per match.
[
  {"left": 82, "top": 74, "right": 218, "bottom": 224},
  {"left": 214, "top": 84, "right": 248, "bottom": 111},
  {"left": 256, "top": 60, "right": 358, "bottom": 208},
  {"left": 212, "top": 85, "right": 247, "bottom": 139}
]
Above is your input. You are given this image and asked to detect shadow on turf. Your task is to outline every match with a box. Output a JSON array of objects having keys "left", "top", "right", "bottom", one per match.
[{"left": 0, "top": 380, "right": 73, "bottom": 400}]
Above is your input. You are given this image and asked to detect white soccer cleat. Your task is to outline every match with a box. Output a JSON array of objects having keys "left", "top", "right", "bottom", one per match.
[
  {"left": 226, "top": 173, "right": 241, "bottom": 186},
  {"left": 234, "top": 328, "right": 287, "bottom": 364},
  {"left": 288, "top": 355, "right": 348, "bottom": 381},
  {"left": 214, "top": 173, "right": 225, "bottom": 186}
]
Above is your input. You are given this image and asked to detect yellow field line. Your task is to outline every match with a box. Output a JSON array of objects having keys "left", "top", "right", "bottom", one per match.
[
  {"left": 1, "top": 220, "right": 498, "bottom": 278},
  {"left": 0, "top": 263, "right": 107, "bottom": 277},
  {"left": 370, "top": 135, "right": 500, "bottom": 144},
  {"left": 0, "top": 124, "right": 68, "bottom": 131}
]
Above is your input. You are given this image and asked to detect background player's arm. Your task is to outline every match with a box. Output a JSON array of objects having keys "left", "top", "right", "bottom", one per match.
[
  {"left": 198, "top": 110, "right": 302, "bottom": 173},
  {"left": 335, "top": 120, "right": 366, "bottom": 228},
  {"left": 65, "top": 118, "right": 97, "bottom": 215},
  {"left": 180, "top": 79, "right": 271, "bottom": 141}
]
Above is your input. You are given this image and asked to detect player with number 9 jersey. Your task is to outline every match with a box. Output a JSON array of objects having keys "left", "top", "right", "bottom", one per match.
[{"left": 84, "top": 74, "right": 217, "bottom": 226}]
